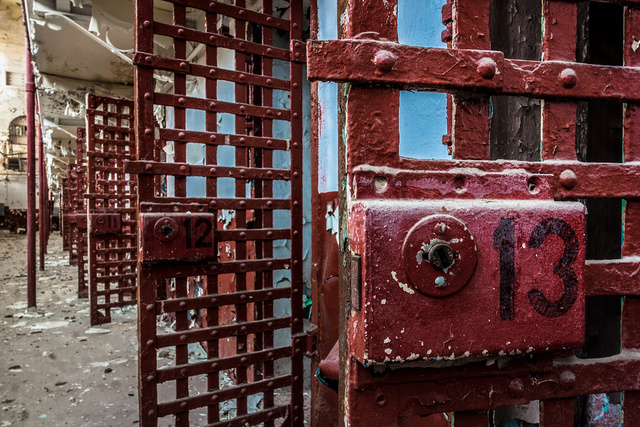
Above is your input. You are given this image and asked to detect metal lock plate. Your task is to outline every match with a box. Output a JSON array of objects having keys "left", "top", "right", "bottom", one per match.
[
  {"left": 348, "top": 199, "right": 585, "bottom": 364},
  {"left": 70, "top": 213, "right": 88, "bottom": 229},
  {"left": 139, "top": 213, "right": 216, "bottom": 262},
  {"left": 89, "top": 213, "right": 122, "bottom": 234}
]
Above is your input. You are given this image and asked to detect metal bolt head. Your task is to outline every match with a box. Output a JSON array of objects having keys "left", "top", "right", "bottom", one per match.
[
  {"left": 476, "top": 57, "right": 497, "bottom": 79},
  {"left": 434, "top": 223, "right": 447, "bottom": 235},
  {"left": 374, "top": 50, "right": 397, "bottom": 72},
  {"left": 559, "top": 169, "right": 577, "bottom": 190},
  {"left": 508, "top": 378, "right": 525, "bottom": 398},
  {"left": 559, "top": 68, "right": 578, "bottom": 88}
]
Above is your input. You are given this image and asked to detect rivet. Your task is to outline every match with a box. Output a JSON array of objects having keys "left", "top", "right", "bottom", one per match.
[
  {"left": 209, "top": 68, "right": 216, "bottom": 76},
  {"left": 240, "top": 326, "right": 247, "bottom": 333},
  {"left": 268, "top": 322, "right": 274, "bottom": 328},
  {"left": 266, "top": 171, "right": 273, "bottom": 177},
  {"left": 239, "top": 10, "right": 245, "bottom": 16},
  {"left": 293, "top": 318, "right": 300, "bottom": 324},
  {"left": 295, "top": 52, "right": 300, "bottom": 58},
  {"left": 241, "top": 357, "right": 248, "bottom": 364},
  {"left": 180, "top": 368, "right": 187, "bottom": 376},
  {"left": 180, "top": 401, "right": 187, "bottom": 408},
  {"left": 476, "top": 57, "right": 497, "bottom": 79},
  {"left": 560, "top": 371, "right": 575, "bottom": 390},
  {"left": 144, "top": 92, "right": 152, "bottom": 100},
  {"left": 266, "top": 79, "right": 273, "bottom": 85},
  {"left": 146, "top": 375, "right": 154, "bottom": 382},
  {"left": 179, "top": 301, "right": 187, "bottom": 308},
  {"left": 180, "top": 165, "right": 187, "bottom": 172},
  {"left": 267, "top": 17, "right": 273, "bottom": 23},
  {"left": 241, "top": 387, "right": 247, "bottom": 395},
  {"left": 146, "top": 304, "right": 154, "bottom": 311},
  {"left": 210, "top": 168, "right": 217, "bottom": 174},
  {"left": 267, "top": 139, "right": 273, "bottom": 146},
  {"left": 266, "top": 201, "right": 273, "bottom": 207},
  {"left": 293, "top": 171, "right": 299, "bottom": 177},
  {"left": 177, "top": 29, "right": 185, "bottom": 36},
  {"left": 508, "top": 378, "right": 525, "bottom": 398},
  {"left": 267, "top": 291, "right": 273, "bottom": 297},
  {"left": 145, "top": 128, "right": 153, "bottom": 136},
  {"left": 240, "top": 263, "right": 246, "bottom": 270},
  {"left": 211, "top": 362, "right": 218, "bottom": 369},
  {"left": 179, "top": 62, "right": 187, "bottom": 70},
  {"left": 239, "top": 169, "right": 246, "bottom": 175},
  {"left": 267, "top": 48, "right": 273, "bottom": 54},
  {"left": 178, "top": 131, "right": 185, "bottom": 139},
  {"left": 267, "top": 231, "right": 273, "bottom": 237},
  {"left": 143, "top": 20, "right": 151, "bottom": 28},
  {"left": 293, "top": 83, "right": 299, "bottom": 89},
  {"left": 267, "top": 109, "right": 273, "bottom": 115},
  {"left": 240, "top": 201, "right": 246, "bottom": 207},
  {"left": 179, "top": 334, "right": 187, "bottom": 342},
  {"left": 239, "top": 232, "right": 246, "bottom": 238},
  {"left": 211, "top": 330, "right": 218, "bottom": 337},
  {"left": 293, "top": 23, "right": 299, "bottom": 29},
  {"left": 147, "top": 340, "right": 154, "bottom": 346},
  {"left": 145, "top": 55, "right": 153, "bottom": 63},
  {"left": 559, "top": 169, "right": 577, "bottom": 189},
  {"left": 209, "top": 35, "right": 216, "bottom": 43},
  {"left": 178, "top": 97, "right": 185, "bottom": 105},
  {"left": 239, "top": 137, "right": 246, "bottom": 144},
  {"left": 148, "top": 410, "right": 155, "bottom": 417},
  {"left": 239, "top": 42, "right": 245, "bottom": 49},
  {"left": 239, "top": 74, "right": 246, "bottom": 81},
  {"left": 210, "top": 134, "right": 217, "bottom": 142},
  {"left": 239, "top": 106, "right": 246, "bottom": 113},
  {"left": 209, "top": 200, "right": 216, "bottom": 208},
  {"left": 293, "top": 113, "right": 299, "bottom": 119},
  {"left": 211, "top": 298, "right": 218, "bottom": 304},
  {"left": 267, "top": 262, "right": 273, "bottom": 268},
  {"left": 145, "top": 164, "right": 153, "bottom": 171},
  {"left": 211, "top": 395, "right": 218, "bottom": 402},
  {"left": 293, "top": 142, "right": 299, "bottom": 148},
  {"left": 559, "top": 68, "right": 578, "bottom": 88},
  {"left": 293, "top": 201, "right": 299, "bottom": 207},
  {"left": 374, "top": 50, "right": 397, "bottom": 72}
]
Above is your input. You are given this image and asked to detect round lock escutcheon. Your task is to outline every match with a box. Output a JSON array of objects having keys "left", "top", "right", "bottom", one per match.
[
  {"left": 401, "top": 214, "right": 478, "bottom": 297},
  {"left": 153, "top": 217, "right": 179, "bottom": 243}
]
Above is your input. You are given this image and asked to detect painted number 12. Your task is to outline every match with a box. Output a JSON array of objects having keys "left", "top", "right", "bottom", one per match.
[{"left": 493, "top": 218, "right": 579, "bottom": 320}]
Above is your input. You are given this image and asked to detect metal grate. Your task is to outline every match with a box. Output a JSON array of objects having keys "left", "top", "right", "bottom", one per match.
[
  {"left": 85, "top": 95, "right": 138, "bottom": 325},
  {"left": 307, "top": 0, "right": 640, "bottom": 425},
  {"left": 131, "top": 1, "right": 305, "bottom": 425}
]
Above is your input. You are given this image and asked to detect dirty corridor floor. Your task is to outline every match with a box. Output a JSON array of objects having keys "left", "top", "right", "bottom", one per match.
[{"left": 0, "top": 231, "right": 139, "bottom": 426}]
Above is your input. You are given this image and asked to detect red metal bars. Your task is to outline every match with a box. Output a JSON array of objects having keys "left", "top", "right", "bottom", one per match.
[
  {"left": 132, "top": 1, "right": 305, "bottom": 425},
  {"left": 24, "top": 16, "right": 36, "bottom": 308},
  {"left": 308, "top": 0, "right": 640, "bottom": 425},
  {"left": 38, "top": 107, "right": 45, "bottom": 270},
  {"left": 85, "top": 95, "right": 137, "bottom": 325}
]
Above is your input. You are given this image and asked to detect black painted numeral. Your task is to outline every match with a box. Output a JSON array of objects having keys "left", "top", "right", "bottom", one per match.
[
  {"left": 493, "top": 218, "right": 516, "bottom": 320},
  {"left": 183, "top": 217, "right": 213, "bottom": 249},
  {"left": 527, "top": 218, "right": 579, "bottom": 318},
  {"left": 494, "top": 217, "right": 578, "bottom": 320}
]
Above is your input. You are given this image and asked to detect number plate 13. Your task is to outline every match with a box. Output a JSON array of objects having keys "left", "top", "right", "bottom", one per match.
[{"left": 139, "top": 213, "right": 216, "bottom": 262}]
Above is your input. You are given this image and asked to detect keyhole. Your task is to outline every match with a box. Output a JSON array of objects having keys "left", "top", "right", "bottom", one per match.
[
  {"left": 428, "top": 243, "right": 456, "bottom": 271},
  {"left": 160, "top": 222, "right": 174, "bottom": 238}
]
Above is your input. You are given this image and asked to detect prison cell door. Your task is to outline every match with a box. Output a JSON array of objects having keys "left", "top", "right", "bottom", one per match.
[
  {"left": 131, "top": 1, "right": 306, "bottom": 426},
  {"left": 85, "top": 95, "right": 138, "bottom": 326},
  {"left": 308, "top": 0, "right": 640, "bottom": 425}
]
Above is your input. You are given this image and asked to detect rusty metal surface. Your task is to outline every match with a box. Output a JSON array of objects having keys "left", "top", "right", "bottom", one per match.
[
  {"left": 133, "top": 1, "right": 304, "bottom": 425},
  {"left": 74, "top": 129, "right": 88, "bottom": 298},
  {"left": 85, "top": 95, "right": 137, "bottom": 325},
  {"left": 308, "top": 0, "right": 640, "bottom": 425}
]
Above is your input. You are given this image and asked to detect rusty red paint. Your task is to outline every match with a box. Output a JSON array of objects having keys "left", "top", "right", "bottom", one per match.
[
  {"left": 85, "top": 95, "right": 138, "bottom": 325},
  {"left": 349, "top": 200, "right": 585, "bottom": 364},
  {"left": 308, "top": 0, "right": 640, "bottom": 425},
  {"left": 133, "top": 1, "right": 305, "bottom": 425}
]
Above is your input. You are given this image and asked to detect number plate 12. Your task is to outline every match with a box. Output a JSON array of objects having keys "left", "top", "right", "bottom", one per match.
[
  {"left": 139, "top": 213, "right": 216, "bottom": 263},
  {"left": 348, "top": 200, "right": 585, "bottom": 364}
]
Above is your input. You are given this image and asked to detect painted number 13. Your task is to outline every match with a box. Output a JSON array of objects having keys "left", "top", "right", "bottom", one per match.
[{"left": 493, "top": 218, "right": 579, "bottom": 320}]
